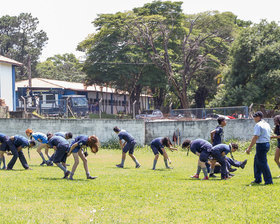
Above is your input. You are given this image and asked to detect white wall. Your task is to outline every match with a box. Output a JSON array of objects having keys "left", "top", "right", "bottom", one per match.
[{"left": 0, "top": 63, "right": 13, "bottom": 111}]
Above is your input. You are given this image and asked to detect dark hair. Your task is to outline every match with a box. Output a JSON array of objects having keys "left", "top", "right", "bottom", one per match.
[
  {"left": 113, "top": 126, "right": 120, "bottom": 133},
  {"left": 217, "top": 117, "right": 226, "bottom": 125},
  {"left": 29, "top": 140, "right": 36, "bottom": 147},
  {"left": 47, "top": 133, "right": 54, "bottom": 140},
  {"left": 231, "top": 143, "right": 238, "bottom": 150},
  {"left": 274, "top": 115, "right": 280, "bottom": 134},
  {"left": 182, "top": 139, "right": 191, "bottom": 148},
  {"left": 46, "top": 132, "right": 52, "bottom": 138},
  {"left": 162, "top": 137, "right": 172, "bottom": 147},
  {"left": 66, "top": 132, "right": 73, "bottom": 139}
]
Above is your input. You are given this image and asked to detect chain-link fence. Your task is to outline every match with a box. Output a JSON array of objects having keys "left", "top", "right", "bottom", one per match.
[{"left": 170, "top": 106, "right": 249, "bottom": 120}]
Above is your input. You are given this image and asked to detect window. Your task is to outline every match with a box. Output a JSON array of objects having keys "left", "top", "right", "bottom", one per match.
[{"left": 46, "top": 94, "right": 55, "bottom": 103}]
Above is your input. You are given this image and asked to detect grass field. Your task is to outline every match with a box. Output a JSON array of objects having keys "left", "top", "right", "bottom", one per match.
[{"left": 1, "top": 146, "right": 280, "bottom": 224}]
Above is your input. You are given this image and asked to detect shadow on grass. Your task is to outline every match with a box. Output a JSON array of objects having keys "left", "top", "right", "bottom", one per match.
[
  {"left": 152, "top": 169, "right": 173, "bottom": 171},
  {"left": 39, "top": 177, "right": 89, "bottom": 181}
]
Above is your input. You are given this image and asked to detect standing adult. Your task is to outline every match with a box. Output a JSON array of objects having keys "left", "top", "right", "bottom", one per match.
[{"left": 245, "top": 111, "right": 273, "bottom": 185}]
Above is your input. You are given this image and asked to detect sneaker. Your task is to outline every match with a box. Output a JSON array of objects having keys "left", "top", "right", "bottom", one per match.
[
  {"left": 87, "top": 175, "right": 98, "bottom": 179},
  {"left": 202, "top": 176, "right": 209, "bottom": 180},
  {"left": 63, "top": 171, "right": 70, "bottom": 179},
  {"left": 69, "top": 176, "right": 74, "bottom": 180},
  {"left": 25, "top": 167, "right": 32, "bottom": 170},
  {"left": 40, "top": 161, "right": 46, "bottom": 166},
  {"left": 116, "top": 164, "right": 124, "bottom": 168},
  {"left": 209, "top": 173, "right": 217, "bottom": 178},
  {"left": 2, "top": 166, "right": 6, "bottom": 170},
  {"left": 228, "top": 173, "right": 235, "bottom": 177},
  {"left": 228, "top": 168, "right": 237, "bottom": 172},
  {"left": 251, "top": 180, "right": 261, "bottom": 185},
  {"left": 240, "top": 159, "right": 247, "bottom": 169},
  {"left": 166, "top": 166, "right": 173, "bottom": 169},
  {"left": 66, "top": 164, "right": 70, "bottom": 166},
  {"left": 191, "top": 174, "right": 199, "bottom": 179},
  {"left": 46, "top": 160, "right": 53, "bottom": 166},
  {"left": 136, "top": 164, "right": 141, "bottom": 168}
]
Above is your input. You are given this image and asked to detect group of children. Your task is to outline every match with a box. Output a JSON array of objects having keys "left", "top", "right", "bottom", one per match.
[
  {"left": 0, "top": 130, "right": 99, "bottom": 180},
  {"left": 1, "top": 113, "right": 280, "bottom": 182}
]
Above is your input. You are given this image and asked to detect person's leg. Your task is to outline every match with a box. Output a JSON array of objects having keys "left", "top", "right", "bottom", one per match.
[
  {"left": 53, "top": 147, "right": 69, "bottom": 178},
  {"left": 162, "top": 150, "right": 171, "bottom": 168},
  {"left": 7, "top": 141, "right": 19, "bottom": 170},
  {"left": 18, "top": 150, "right": 29, "bottom": 169},
  {"left": 69, "top": 152, "right": 79, "bottom": 179},
  {"left": 0, "top": 151, "right": 5, "bottom": 168},
  {"left": 274, "top": 147, "right": 280, "bottom": 169},
  {"left": 44, "top": 148, "right": 51, "bottom": 160},
  {"left": 77, "top": 150, "right": 96, "bottom": 179},
  {"left": 128, "top": 142, "right": 140, "bottom": 168},
  {"left": 37, "top": 144, "right": 47, "bottom": 165},
  {"left": 254, "top": 145, "right": 262, "bottom": 183},
  {"left": 199, "top": 151, "right": 210, "bottom": 179},
  {"left": 257, "top": 143, "right": 273, "bottom": 184},
  {"left": 153, "top": 154, "right": 159, "bottom": 170}
]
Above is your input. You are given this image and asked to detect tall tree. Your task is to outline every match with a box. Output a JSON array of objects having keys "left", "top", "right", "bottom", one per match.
[
  {"left": 121, "top": 1, "right": 239, "bottom": 108},
  {"left": 78, "top": 12, "right": 167, "bottom": 113},
  {"left": 0, "top": 13, "right": 48, "bottom": 80},
  {"left": 210, "top": 20, "right": 280, "bottom": 107},
  {"left": 36, "top": 53, "right": 86, "bottom": 82}
]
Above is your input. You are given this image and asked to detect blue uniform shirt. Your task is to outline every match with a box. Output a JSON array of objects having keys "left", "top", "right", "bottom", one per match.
[
  {"left": 151, "top": 137, "right": 164, "bottom": 149},
  {"left": 0, "top": 133, "right": 7, "bottom": 143},
  {"left": 71, "top": 135, "right": 88, "bottom": 150},
  {"left": 254, "top": 120, "right": 271, "bottom": 143},
  {"left": 14, "top": 135, "right": 29, "bottom": 148},
  {"left": 190, "top": 139, "right": 212, "bottom": 154},
  {"left": 54, "top": 132, "right": 67, "bottom": 138},
  {"left": 118, "top": 130, "right": 135, "bottom": 143},
  {"left": 275, "top": 125, "right": 280, "bottom": 145},
  {"left": 213, "top": 126, "right": 224, "bottom": 146},
  {"left": 31, "top": 132, "right": 48, "bottom": 144},
  {"left": 212, "top": 144, "right": 231, "bottom": 155},
  {"left": 48, "top": 136, "right": 69, "bottom": 148}
]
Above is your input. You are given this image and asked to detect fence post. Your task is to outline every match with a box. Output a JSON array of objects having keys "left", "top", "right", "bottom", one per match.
[
  {"left": 21, "top": 96, "right": 27, "bottom": 118},
  {"left": 99, "top": 98, "right": 103, "bottom": 119},
  {"left": 133, "top": 100, "right": 137, "bottom": 119}
]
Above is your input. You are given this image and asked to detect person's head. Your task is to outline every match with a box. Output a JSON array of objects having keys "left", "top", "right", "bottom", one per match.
[
  {"left": 182, "top": 139, "right": 191, "bottom": 149},
  {"left": 217, "top": 117, "right": 226, "bottom": 126},
  {"left": 47, "top": 133, "right": 53, "bottom": 140},
  {"left": 25, "top": 129, "right": 33, "bottom": 137},
  {"left": 274, "top": 115, "right": 280, "bottom": 126},
  {"left": 230, "top": 143, "right": 238, "bottom": 152},
  {"left": 113, "top": 126, "right": 121, "bottom": 133},
  {"left": 253, "top": 111, "right": 263, "bottom": 123},
  {"left": 65, "top": 132, "right": 73, "bottom": 139},
  {"left": 162, "top": 137, "right": 172, "bottom": 147},
  {"left": 28, "top": 140, "right": 36, "bottom": 148},
  {"left": 87, "top": 135, "right": 100, "bottom": 153}
]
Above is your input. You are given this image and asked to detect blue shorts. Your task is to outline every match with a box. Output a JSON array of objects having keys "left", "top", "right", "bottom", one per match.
[
  {"left": 123, "top": 141, "right": 136, "bottom": 154},
  {"left": 151, "top": 144, "right": 163, "bottom": 155},
  {"left": 199, "top": 150, "right": 210, "bottom": 163},
  {"left": 53, "top": 144, "right": 68, "bottom": 163}
]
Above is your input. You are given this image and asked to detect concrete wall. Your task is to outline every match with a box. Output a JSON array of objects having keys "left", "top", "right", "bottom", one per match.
[
  {"left": 0, "top": 118, "right": 275, "bottom": 145},
  {"left": 145, "top": 119, "right": 275, "bottom": 144},
  {"left": 0, "top": 118, "right": 145, "bottom": 144}
]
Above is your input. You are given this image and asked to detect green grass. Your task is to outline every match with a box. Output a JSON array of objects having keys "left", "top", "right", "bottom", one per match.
[{"left": 1, "top": 146, "right": 280, "bottom": 223}]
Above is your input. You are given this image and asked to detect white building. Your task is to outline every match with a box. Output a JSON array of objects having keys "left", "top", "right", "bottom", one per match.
[{"left": 0, "top": 55, "right": 22, "bottom": 111}]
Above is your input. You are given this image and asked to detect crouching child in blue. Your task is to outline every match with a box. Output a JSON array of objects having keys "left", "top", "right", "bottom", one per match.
[
  {"left": 6, "top": 135, "right": 35, "bottom": 170},
  {"left": 113, "top": 127, "right": 141, "bottom": 168},
  {"left": 182, "top": 139, "right": 213, "bottom": 180},
  {"left": 47, "top": 135, "right": 71, "bottom": 179},
  {"left": 150, "top": 137, "right": 177, "bottom": 170},
  {"left": 211, "top": 143, "right": 239, "bottom": 180},
  {"left": 68, "top": 135, "right": 99, "bottom": 180}
]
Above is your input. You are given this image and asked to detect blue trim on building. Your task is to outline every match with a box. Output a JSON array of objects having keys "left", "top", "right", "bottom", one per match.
[{"left": 12, "top": 65, "right": 16, "bottom": 111}]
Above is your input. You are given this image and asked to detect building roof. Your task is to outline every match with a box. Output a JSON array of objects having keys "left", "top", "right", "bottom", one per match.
[
  {"left": 0, "top": 55, "right": 23, "bottom": 66},
  {"left": 16, "top": 78, "right": 152, "bottom": 97}
]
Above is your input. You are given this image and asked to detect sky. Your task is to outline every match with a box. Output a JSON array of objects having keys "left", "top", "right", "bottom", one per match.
[{"left": 1, "top": 0, "right": 280, "bottom": 61}]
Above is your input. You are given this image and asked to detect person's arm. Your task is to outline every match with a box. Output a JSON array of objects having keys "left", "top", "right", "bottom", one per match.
[
  {"left": 119, "top": 140, "right": 124, "bottom": 149},
  {"left": 161, "top": 147, "right": 171, "bottom": 163},
  {"left": 210, "top": 130, "right": 216, "bottom": 144},
  {"left": 271, "top": 135, "right": 280, "bottom": 139},
  {"left": 168, "top": 146, "right": 178, "bottom": 152},
  {"left": 37, "top": 143, "right": 48, "bottom": 151},
  {"left": 68, "top": 142, "right": 79, "bottom": 156},
  {"left": 245, "top": 135, "right": 259, "bottom": 154}
]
